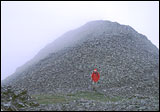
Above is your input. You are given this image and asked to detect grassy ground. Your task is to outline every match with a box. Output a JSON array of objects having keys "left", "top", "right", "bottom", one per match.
[
  {"left": 32, "top": 94, "right": 67, "bottom": 104},
  {"left": 32, "top": 91, "right": 123, "bottom": 104}
]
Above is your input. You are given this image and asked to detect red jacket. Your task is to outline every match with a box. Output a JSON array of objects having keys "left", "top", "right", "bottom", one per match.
[{"left": 91, "top": 72, "right": 100, "bottom": 82}]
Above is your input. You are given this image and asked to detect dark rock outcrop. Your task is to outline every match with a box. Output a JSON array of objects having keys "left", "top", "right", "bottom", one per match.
[{"left": 1, "top": 86, "right": 40, "bottom": 111}]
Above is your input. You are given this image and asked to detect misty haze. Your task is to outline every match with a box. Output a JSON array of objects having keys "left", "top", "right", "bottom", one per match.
[{"left": 1, "top": 1, "right": 159, "bottom": 111}]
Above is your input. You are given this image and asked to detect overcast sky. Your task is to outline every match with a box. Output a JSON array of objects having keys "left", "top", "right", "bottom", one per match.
[{"left": 1, "top": 1, "right": 159, "bottom": 80}]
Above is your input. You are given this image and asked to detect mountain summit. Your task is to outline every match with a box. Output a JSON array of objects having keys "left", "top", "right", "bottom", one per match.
[{"left": 3, "top": 20, "right": 159, "bottom": 98}]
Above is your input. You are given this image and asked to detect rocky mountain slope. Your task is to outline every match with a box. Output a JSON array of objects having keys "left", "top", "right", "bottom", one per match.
[{"left": 2, "top": 20, "right": 159, "bottom": 99}]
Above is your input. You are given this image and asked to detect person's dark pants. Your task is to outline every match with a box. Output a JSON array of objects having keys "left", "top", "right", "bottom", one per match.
[{"left": 92, "top": 81, "right": 98, "bottom": 91}]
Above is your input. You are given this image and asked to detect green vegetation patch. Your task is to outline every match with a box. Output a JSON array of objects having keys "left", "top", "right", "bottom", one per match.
[
  {"left": 67, "top": 91, "right": 123, "bottom": 102},
  {"left": 32, "top": 91, "right": 123, "bottom": 104},
  {"left": 32, "top": 94, "right": 67, "bottom": 104}
]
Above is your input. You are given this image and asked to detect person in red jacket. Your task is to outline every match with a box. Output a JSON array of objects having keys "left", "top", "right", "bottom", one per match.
[{"left": 91, "top": 68, "right": 100, "bottom": 90}]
